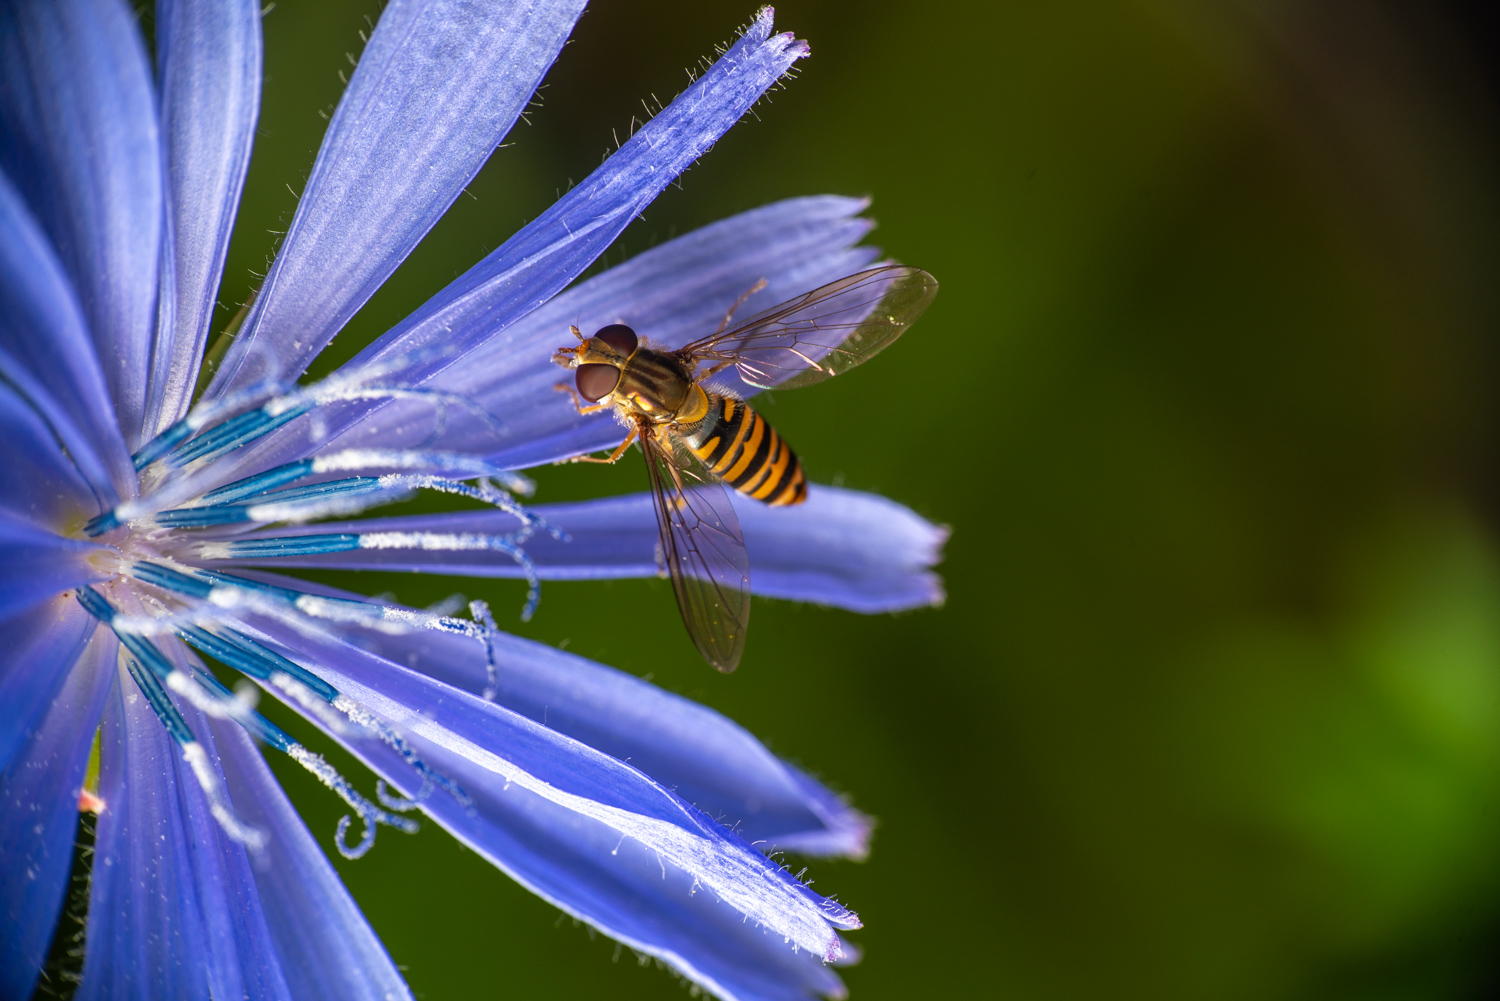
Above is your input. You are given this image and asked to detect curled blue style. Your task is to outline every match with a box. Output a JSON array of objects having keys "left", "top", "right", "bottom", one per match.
[{"left": 0, "top": 2, "right": 947, "bottom": 1000}]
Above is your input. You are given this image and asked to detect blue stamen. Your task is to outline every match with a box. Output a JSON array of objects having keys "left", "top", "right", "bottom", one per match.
[
  {"left": 78, "top": 586, "right": 294, "bottom": 748},
  {"left": 183, "top": 663, "right": 296, "bottom": 751},
  {"left": 206, "top": 534, "right": 363, "bottom": 558},
  {"left": 132, "top": 418, "right": 197, "bottom": 470},
  {"left": 129, "top": 561, "right": 216, "bottom": 599},
  {"left": 76, "top": 587, "right": 419, "bottom": 856},
  {"left": 181, "top": 565, "right": 395, "bottom": 623},
  {"left": 166, "top": 409, "right": 272, "bottom": 464},
  {"left": 152, "top": 477, "right": 396, "bottom": 529},
  {"left": 469, "top": 599, "right": 501, "bottom": 701},
  {"left": 77, "top": 587, "right": 180, "bottom": 683},
  {"left": 162, "top": 566, "right": 506, "bottom": 654},
  {"left": 176, "top": 622, "right": 470, "bottom": 816},
  {"left": 376, "top": 779, "right": 425, "bottom": 811},
  {"left": 120, "top": 569, "right": 469, "bottom": 816},
  {"left": 83, "top": 510, "right": 122, "bottom": 537},
  {"left": 74, "top": 583, "right": 120, "bottom": 622},
  {"left": 334, "top": 696, "right": 472, "bottom": 813},
  {"left": 178, "top": 623, "right": 340, "bottom": 703},
  {"left": 194, "top": 528, "right": 543, "bottom": 620},
  {"left": 118, "top": 653, "right": 270, "bottom": 849},
  {"left": 121, "top": 653, "right": 196, "bottom": 746},
  {"left": 158, "top": 367, "right": 502, "bottom": 473},
  {"left": 239, "top": 476, "right": 386, "bottom": 507},
  {"left": 79, "top": 582, "right": 468, "bottom": 871},
  {"left": 286, "top": 745, "right": 420, "bottom": 859},
  {"left": 168, "top": 403, "right": 310, "bottom": 467},
  {"left": 178, "top": 566, "right": 307, "bottom": 601},
  {"left": 197, "top": 458, "right": 318, "bottom": 504},
  {"left": 152, "top": 504, "right": 259, "bottom": 528}
]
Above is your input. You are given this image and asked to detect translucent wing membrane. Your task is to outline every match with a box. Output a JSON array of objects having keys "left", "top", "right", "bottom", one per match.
[
  {"left": 641, "top": 424, "right": 751, "bottom": 672},
  {"left": 685, "top": 265, "right": 938, "bottom": 391}
]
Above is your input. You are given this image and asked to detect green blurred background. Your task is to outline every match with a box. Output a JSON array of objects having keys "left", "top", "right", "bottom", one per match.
[{"left": 221, "top": 1, "right": 1500, "bottom": 998}]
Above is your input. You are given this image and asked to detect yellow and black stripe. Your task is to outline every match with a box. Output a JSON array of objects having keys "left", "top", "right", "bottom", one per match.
[{"left": 681, "top": 394, "right": 808, "bottom": 506}]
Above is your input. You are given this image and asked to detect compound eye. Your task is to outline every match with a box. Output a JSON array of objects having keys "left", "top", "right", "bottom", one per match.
[
  {"left": 594, "top": 324, "right": 638, "bottom": 356},
  {"left": 576, "top": 363, "right": 621, "bottom": 402}
]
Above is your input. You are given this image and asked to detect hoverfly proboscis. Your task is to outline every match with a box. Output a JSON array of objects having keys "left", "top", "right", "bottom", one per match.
[{"left": 552, "top": 265, "right": 939, "bottom": 672}]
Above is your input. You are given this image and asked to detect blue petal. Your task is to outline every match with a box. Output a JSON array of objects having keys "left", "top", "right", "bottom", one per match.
[
  {"left": 213, "top": 716, "right": 414, "bottom": 1001},
  {"left": 732, "top": 485, "right": 946, "bottom": 612},
  {"left": 78, "top": 656, "right": 293, "bottom": 1001},
  {"left": 0, "top": 168, "right": 134, "bottom": 500},
  {"left": 0, "top": 624, "right": 113, "bottom": 1001},
  {"left": 0, "top": 0, "right": 164, "bottom": 444},
  {"left": 213, "top": 484, "right": 946, "bottom": 614},
  {"left": 213, "top": 13, "right": 820, "bottom": 482},
  {"left": 206, "top": 0, "right": 587, "bottom": 399},
  {"left": 0, "top": 597, "right": 98, "bottom": 776},
  {"left": 341, "top": 9, "right": 810, "bottom": 388},
  {"left": 247, "top": 616, "right": 856, "bottom": 1000},
  {"left": 371, "top": 625, "right": 875, "bottom": 859},
  {"left": 0, "top": 514, "right": 108, "bottom": 621},
  {"left": 225, "top": 568, "right": 870, "bottom": 858},
  {"left": 0, "top": 381, "right": 99, "bottom": 528},
  {"left": 145, "top": 0, "right": 263, "bottom": 435},
  {"left": 221, "top": 194, "right": 875, "bottom": 485}
]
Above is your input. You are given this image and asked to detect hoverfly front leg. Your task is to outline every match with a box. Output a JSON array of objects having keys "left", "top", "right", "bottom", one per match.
[
  {"left": 554, "top": 325, "right": 613, "bottom": 412},
  {"left": 553, "top": 382, "right": 611, "bottom": 416},
  {"left": 550, "top": 325, "right": 589, "bottom": 367},
  {"left": 569, "top": 424, "right": 640, "bottom": 464}
]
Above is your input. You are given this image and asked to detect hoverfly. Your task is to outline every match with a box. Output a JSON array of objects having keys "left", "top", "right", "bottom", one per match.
[{"left": 553, "top": 265, "right": 938, "bottom": 672}]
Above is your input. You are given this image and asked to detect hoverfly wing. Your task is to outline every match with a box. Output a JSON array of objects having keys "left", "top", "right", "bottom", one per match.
[
  {"left": 684, "top": 265, "right": 938, "bottom": 392},
  {"left": 641, "top": 424, "right": 751, "bottom": 672}
]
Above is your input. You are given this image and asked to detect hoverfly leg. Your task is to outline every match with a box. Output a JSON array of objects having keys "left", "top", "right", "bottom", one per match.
[
  {"left": 697, "top": 358, "right": 737, "bottom": 380},
  {"left": 713, "top": 278, "right": 768, "bottom": 335},
  {"left": 553, "top": 382, "right": 612, "bottom": 416},
  {"left": 570, "top": 425, "right": 639, "bottom": 464}
]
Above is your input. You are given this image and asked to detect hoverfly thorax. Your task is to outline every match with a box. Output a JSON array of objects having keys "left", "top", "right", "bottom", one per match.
[{"left": 559, "top": 322, "right": 708, "bottom": 424}]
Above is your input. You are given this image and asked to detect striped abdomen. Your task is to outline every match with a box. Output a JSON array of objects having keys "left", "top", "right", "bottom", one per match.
[{"left": 679, "top": 394, "right": 807, "bottom": 506}]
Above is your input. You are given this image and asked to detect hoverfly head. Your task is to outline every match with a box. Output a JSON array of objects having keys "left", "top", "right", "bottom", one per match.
[{"left": 561, "top": 324, "right": 638, "bottom": 401}]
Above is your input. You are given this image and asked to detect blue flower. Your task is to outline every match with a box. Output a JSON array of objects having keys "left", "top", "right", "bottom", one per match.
[{"left": 0, "top": 1, "right": 946, "bottom": 999}]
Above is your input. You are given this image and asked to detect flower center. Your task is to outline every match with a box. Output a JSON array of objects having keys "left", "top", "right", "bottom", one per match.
[{"left": 67, "top": 375, "right": 543, "bottom": 858}]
